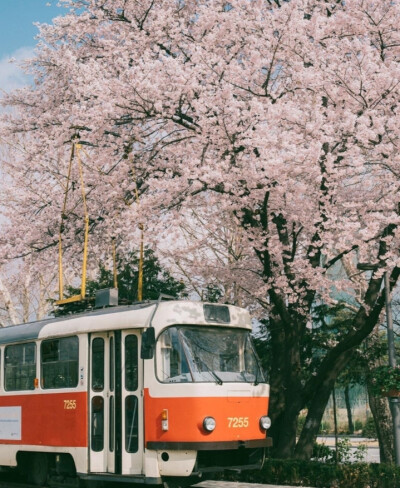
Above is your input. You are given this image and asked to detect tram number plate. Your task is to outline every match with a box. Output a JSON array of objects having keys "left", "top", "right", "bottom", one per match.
[
  {"left": 228, "top": 417, "right": 249, "bottom": 428},
  {"left": 64, "top": 400, "right": 77, "bottom": 410}
]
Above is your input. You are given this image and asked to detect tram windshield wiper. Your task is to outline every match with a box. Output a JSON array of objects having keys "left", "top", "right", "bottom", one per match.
[{"left": 194, "top": 356, "right": 223, "bottom": 385}]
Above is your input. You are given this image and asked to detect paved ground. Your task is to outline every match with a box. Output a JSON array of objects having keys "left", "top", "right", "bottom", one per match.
[
  {"left": 317, "top": 435, "right": 378, "bottom": 448},
  {"left": 196, "top": 481, "right": 315, "bottom": 488}
]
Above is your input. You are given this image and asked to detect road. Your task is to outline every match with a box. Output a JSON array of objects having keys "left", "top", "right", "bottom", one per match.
[
  {"left": 0, "top": 481, "right": 315, "bottom": 488},
  {"left": 196, "top": 482, "right": 314, "bottom": 488},
  {"left": 196, "top": 481, "right": 315, "bottom": 488}
]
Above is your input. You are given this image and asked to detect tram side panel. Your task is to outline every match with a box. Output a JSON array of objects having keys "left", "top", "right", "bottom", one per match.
[
  {"left": 0, "top": 334, "right": 89, "bottom": 474},
  {"left": 144, "top": 388, "right": 270, "bottom": 445}
]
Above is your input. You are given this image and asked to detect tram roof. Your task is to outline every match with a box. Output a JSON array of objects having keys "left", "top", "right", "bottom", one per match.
[{"left": 0, "top": 301, "right": 251, "bottom": 344}]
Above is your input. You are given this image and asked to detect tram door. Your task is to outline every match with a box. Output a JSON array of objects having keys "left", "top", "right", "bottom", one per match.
[
  {"left": 121, "top": 330, "right": 143, "bottom": 475},
  {"left": 89, "top": 331, "right": 142, "bottom": 475},
  {"left": 90, "top": 333, "right": 115, "bottom": 473}
]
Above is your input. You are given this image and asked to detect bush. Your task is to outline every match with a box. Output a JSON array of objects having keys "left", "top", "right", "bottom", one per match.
[
  {"left": 313, "top": 442, "right": 333, "bottom": 463},
  {"left": 354, "top": 419, "right": 364, "bottom": 432},
  {"left": 362, "top": 416, "right": 377, "bottom": 438},
  {"left": 217, "top": 459, "right": 400, "bottom": 488},
  {"left": 312, "top": 438, "right": 367, "bottom": 464}
]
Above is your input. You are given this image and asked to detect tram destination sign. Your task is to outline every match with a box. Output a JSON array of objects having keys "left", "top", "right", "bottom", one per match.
[{"left": 0, "top": 406, "right": 21, "bottom": 441}]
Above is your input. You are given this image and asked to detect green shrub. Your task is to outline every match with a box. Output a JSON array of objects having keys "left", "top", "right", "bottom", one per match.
[
  {"left": 217, "top": 458, "right": 400, "bottom": 488},
  {"left": 354, "top": 419, "right": 364, "bottom": 431},
  {"left": 362, "top": 416, "right": 377, "bottom": 438},
  {"left": 312, "top": 442, "right": 333, "bottom": 463},
  {"left": 312, "top": 438, "right": 367, "bottom": 464}
]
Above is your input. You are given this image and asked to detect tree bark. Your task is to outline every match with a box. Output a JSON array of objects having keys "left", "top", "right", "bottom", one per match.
[
  {"left": 37, "top": 274, "right": 48, "bottom": 320},
  {"left": 268, "top": 312, "right": 304, "bottom": 458},
  {"left": 367, "top": 380, "right": 394, "bottom": 464},
  {"left": 22, "top": 266, "right": 31, "bottom": 323},
  {"left": 344, "top": 385, "right": 354, "bottom": 434},
  {"left": 0, "top": 272, "right": 18, "bottom": 326},
  {"left": 268, "top": 315, "right": 287, "bottom": 454},
  {"left": 294, "top": 350, "right": 352, "bottom": 459}
]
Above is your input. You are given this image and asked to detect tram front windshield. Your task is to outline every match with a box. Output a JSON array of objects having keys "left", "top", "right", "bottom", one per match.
[{"left": 156, "top": 326, "right": 265, "bottom": 384}]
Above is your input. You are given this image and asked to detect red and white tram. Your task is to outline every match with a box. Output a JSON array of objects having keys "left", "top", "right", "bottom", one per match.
[{"left": 0, "top": 299, "right": 271, "bottom": 486}]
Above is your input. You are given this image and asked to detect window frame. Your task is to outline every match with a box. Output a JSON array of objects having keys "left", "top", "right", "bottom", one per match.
[
  {"left": 155, "top": 325, "right": 265, "bottom": 384},
  {"left": 4, "top": 342, "right": 37, "bottom": 392},
  {"left": 40, "top": 335, "right": 79, "bottom": 390},
  {"left": 125, "top": 334, "right": 138, "bottom": 392}
]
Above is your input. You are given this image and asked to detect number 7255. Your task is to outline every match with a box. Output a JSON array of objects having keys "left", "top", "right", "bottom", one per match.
[{"left": 228, "top": 417, "right": 249, "bottom": 428}]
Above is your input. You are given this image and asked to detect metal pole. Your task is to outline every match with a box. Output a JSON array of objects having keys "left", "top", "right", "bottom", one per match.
[
  {"left": 386, "top": 271, "right": 396, "bottom": 368},
  {"left": 384, "top": 271, "right": 400, "bottom": 465}
]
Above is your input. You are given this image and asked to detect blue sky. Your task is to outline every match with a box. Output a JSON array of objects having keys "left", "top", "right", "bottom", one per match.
[{"left": 0, "top": 1, "right": 63, "bottom": 92}]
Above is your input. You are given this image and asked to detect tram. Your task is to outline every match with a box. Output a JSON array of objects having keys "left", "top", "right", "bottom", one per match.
[{"left": 0, "top": 298, "right": 271, "bottom": 487}]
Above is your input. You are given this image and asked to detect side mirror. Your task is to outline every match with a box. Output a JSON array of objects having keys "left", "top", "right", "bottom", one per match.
[{"left": 141, "top": 327, "right": 156, "bottom": 359}]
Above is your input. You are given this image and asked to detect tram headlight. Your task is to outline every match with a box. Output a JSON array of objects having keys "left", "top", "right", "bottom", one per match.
[
  {"left": 203, "top": 416, "right": 216, "bottom": 432},
  {"left": 259, "top": 416, "right": 271, "bottom": 431}
]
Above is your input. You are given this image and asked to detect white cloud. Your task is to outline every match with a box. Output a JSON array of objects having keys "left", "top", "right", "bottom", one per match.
[{"left": 0, "top": 47, "right": 35, "bottom": 94}]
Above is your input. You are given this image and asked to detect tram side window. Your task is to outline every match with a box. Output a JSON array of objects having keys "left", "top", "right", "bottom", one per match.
[
  {"left": 41, "top": 336, "right": 79, "bottom": 389},
  {"left": 92, "top": 337, "right": 104, "bottom": 392},
  {"left": 125, "top": 335, "right": 138, "bottom": 391},
  {"left": 91, "top": 396, "right": 104, "bottom": 452},
  {"left": 125, "top": 395, "right": 138, "bottom": 453},
  {"left": 5, "top": 343, "right": 36, "bottom": 391}
]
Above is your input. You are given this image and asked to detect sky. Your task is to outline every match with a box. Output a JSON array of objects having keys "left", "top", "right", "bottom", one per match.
[{"left": 0, "top": 1, "right": 63, "bottom": 93}]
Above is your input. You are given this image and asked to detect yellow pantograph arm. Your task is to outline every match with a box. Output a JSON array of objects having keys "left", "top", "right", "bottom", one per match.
[
  {"left": 56, "top": 141, "right": 90, "bottom": 305},
  {"left": 76, "top": 143, "right": 89, "bottom": 299}
]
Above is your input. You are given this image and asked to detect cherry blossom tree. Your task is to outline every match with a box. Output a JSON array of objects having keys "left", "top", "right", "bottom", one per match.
[
  {"left": 1, "top": 0, "right": 400, "bottom": 459},
  {"left": 161, "top": 207, "right": 258, "bottom": 306},
  {"left": 0, "top": 260, "right": 54, "bottom": 326}
]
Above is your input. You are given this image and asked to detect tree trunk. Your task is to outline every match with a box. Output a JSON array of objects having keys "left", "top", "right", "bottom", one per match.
[
  {"left": 22, "top": 268, "right": 31, "bottom": 323},
  {"left": 344, "top": 385, "right": 354, "bottom": 434},
  {"left": 367, "top": 382, "right": 394, "bottom": 464},
  {"left": 37, "top": 274, "right": 48, "bottom": 320},
  {"left": 268, "top": 314, "right": 303, "bottom": 458},
  {"left": 294, "top": 349, "right": 355, "bottom": 459},
  {"left": 294, "top": 375, "right": 336, "bottom": 459},
  {"left": 0, "top": 272, "right": 18, "bottom": 325},
  {"left": 273, "top": 388, "right": 303, "bottom": 458},
  {"left": 268, "top": 310, "right": 305, "bottom": 458},
  {"left": 365, "top": 328, "right": 394, "bottom": 464}
]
